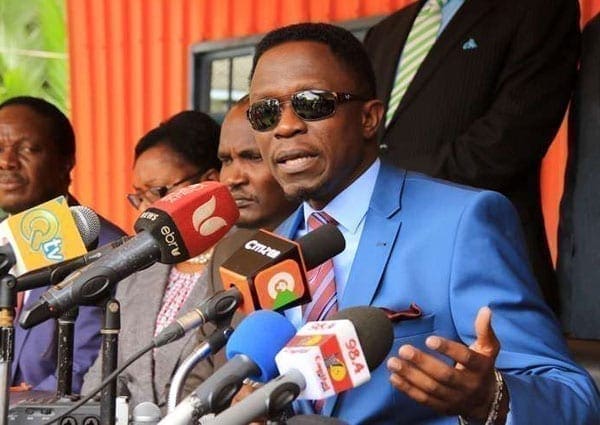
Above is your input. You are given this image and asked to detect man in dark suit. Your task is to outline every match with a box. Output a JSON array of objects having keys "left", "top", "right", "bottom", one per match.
[
  {"left": 363, "top": 0, "right": 581, "bottom": 314},
  {"left": 557, "top": 13, "right": 600, "bottom": 340},
  {"left": 0, "top": 96, "right": 125, "bottom": 393}
]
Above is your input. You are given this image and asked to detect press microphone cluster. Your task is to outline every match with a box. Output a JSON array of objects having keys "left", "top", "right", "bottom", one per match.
[
  {"left": 207, "top": 307, "right": 394, "bottom": 425},
  {"left": 154, "top": 224, "right": 345, "bottom": 348},
  {"left": 158, "top": 310, "right": 297, "bottom": 425},
  {"left": 19, "top": 182, "right": 239, "bottom": 329}
]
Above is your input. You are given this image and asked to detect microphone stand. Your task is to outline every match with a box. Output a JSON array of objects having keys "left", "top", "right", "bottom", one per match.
[
  {"left": 0, "top": 275, "right": 16, "bottom": 425},
  {"left": 0, "top": 246, "right": 16, "bottom": 425},
  {"left": 100, "top": 298, "right": 120, "bottom": 425},
  {"left": 166, "top": 326, "right": 233, "bottom": 413},
  {"left": 56, "top": 306, "right": 79, "bottom": 398}
]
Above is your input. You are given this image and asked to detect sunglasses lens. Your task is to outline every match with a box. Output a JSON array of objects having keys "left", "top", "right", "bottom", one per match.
[
  {"left": 248, "top": 99, "right": 280, "bottom": 131},
  {"left": 292, "top": 90, "right": 337, "bottom": 120}
]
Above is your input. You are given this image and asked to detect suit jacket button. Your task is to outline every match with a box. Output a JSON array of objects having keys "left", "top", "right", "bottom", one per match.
[{"left": 379, "top": 143, "right": 389, "bottom": 153}]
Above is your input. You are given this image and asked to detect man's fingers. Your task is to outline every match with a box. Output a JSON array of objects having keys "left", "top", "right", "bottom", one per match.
[
  {"left": 472, "top": 306, "right": 500, "bottom": 357},
  {"left": 388, "top": 367, "right": 452, "bottom": 414},
  {"left": 425, "top": 336, "right": 491, "bottom": 372}
]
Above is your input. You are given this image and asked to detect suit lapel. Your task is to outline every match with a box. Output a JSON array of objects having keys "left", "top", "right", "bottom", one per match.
[
  {"left": 387, "top": 0, "right": 495, "bottom": 127},
  {"left": 323, "top": 164, "right": 406, "bottom": 417}
]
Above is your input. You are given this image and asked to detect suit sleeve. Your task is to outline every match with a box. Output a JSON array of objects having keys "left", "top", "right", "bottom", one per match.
[
  {"left": 436, "top": 0, "right": 580, "bottom": 190},
  {"left": 448, "top": 191, "right": 600, "bottom": 424}
]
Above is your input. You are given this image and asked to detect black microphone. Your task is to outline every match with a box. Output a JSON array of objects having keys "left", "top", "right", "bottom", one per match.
[
  {"left": 19, "top": 182, "right": 238, "bottom": 329},
  {"left": 16, "top": 236, "right": 130, "bottom": 291}
]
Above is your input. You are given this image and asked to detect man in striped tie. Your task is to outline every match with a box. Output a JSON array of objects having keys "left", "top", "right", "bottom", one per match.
[
  {"left": 245, "top": 22, "right": 599, "bottom": 425},
  {"left": 364, "top": 0, "right": 581, "bottom": 317}
]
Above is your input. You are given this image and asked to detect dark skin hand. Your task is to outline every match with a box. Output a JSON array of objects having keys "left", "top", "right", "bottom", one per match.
[{"left": 387, "top": 307, "right": 509, "bottom": 423}]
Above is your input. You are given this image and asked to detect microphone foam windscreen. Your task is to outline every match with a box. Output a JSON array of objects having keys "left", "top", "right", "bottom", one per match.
[
  {"left": 331, "top": 306, "right": 393, "bottom": 371},
  {"left": 70, "top": 206, "right": 101, "bottom": 248},
  {"left": 298, "top": 224, "right": 345, "bottom": 270},
  {"left": 226, "top": 310, "right": 296, "bottom": 382}
]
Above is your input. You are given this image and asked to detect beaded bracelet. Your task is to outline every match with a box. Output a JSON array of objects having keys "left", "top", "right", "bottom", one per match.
[{"left": 458, "top": 369, "right": 505, "bottom": 425}]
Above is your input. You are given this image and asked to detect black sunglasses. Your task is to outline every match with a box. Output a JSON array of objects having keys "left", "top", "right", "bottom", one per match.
[
  {"left": 127, "top": 171, "right": 203, "bottom": 209},
  {"left": 247, "top": 89, "right": 366, "bottom": 132}
]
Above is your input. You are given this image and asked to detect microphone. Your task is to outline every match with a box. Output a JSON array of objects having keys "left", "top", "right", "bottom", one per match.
[
  {"left": 19, "top": 182, "right": 238, "bottom": 328},
  {"left": 16, "top": 236, "right": 130, "bottom": 291},
  {"left": 154, "top": 224, "right": 345, "bottom": 346},
  {"left": 219, "top": 224, "right": 345, "bottom": 315},
  {"left": 208, "top": 307, "right": 394, "bottom": 425},
  {"left": 132, "top": 401, "right": 161, "bottom": 425},
  {"left": 158, "top": 310, "right": 297, "bottom": 425},
  {"left": 0, "top": 196, "right": 94, "bottom": 275}
]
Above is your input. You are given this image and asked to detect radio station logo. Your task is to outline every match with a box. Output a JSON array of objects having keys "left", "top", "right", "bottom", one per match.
[
  {"left": 255, "top": 259, "right": 306, "bottom": 310},
  {"left": 192, "top": 195, "right": 228, "bottom": 236},
  {"left": 324, "top": 354, "right": 347, "bottom": 382},
  {"left": 20, "top": 208, "right": 64, "bottom": 261}
]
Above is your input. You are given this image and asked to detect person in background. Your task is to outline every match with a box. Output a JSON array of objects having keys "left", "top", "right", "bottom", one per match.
[
  {"left": 0, "top": 96, "right": 125, "bottom": 393},
  {"left": 363, "top": 0, "right": 581, "bottom": 314},
  {"left": 83, "top": 110, "right": 221, "bottom": 411},
  {"left": 210, "top": 95, "right": 299, "bottom": 289},
  {"left": 246, "top": 22, "right": 599, "bottom": 424}
]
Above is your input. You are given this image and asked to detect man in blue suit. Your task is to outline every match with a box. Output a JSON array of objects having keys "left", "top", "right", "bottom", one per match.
[
  {"left": 246, "top": 23, "right": 600, "bottom": 424},
  {"left": 0, "top": 96, "right": 125, "bottom": 393}
]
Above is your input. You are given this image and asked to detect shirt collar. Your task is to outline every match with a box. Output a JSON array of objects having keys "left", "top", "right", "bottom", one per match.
[{"left": 302, "top": 158, "right": 381, "bottom": 234}]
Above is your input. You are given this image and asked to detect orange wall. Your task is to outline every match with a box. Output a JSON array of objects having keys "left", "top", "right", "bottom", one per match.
[{"left": 67, "top": 0, "right": 600, "bottom": 261}]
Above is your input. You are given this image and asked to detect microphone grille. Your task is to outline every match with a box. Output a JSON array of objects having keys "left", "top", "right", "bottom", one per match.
[
  {"left": 331, "top": 306, "right": 394, "bottom": 371},
  {"left": 70, "top": 205, "right": 101, "bottom": 248}
]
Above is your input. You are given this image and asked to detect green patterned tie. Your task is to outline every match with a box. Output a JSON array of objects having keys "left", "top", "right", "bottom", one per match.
[{"left": 385, "top": 0, "right": 447, "bottom": 127}]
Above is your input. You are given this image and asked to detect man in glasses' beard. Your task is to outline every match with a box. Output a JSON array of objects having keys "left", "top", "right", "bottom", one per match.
[{"left": 243, "top": 22, "right": 599, "bottom": 425}]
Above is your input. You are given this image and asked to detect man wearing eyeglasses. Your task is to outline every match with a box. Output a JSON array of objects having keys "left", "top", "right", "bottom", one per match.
[
  {"left": 246, "top": 23, "right": 599, "bottom": 424},
  {"left": 0, "top": 96, "right": 125, "bottom": 394}
]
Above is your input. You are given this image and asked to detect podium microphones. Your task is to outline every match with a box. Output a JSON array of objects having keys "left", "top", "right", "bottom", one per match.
[
  {"left": 158, "top": 310, "right": 296, "bottom": 425},
  {"left": 208, "top": 307, "right": 394, "bottom": 425},
  {"left": 19, "top": 182, "right": 238, "bottom": 328}
]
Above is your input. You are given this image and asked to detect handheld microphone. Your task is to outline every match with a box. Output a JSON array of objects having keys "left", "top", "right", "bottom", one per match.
[
  {"left": 154, "top": 224, "right": 345, "bottom": 346},
  {"left": 19, "top": 182, "right": 238, "bottom": 328},
  {"left": 208, "top": 307, "right": 394, "bottom": 425},
  {"left": 0, "top": 196, "right": 93, "bottom": 276},
  {"left": 158, "top": 310, "right": 296, "bottom": 425},
  {"left": 219, "top": 224, "right": 345, "bottom": 315}
]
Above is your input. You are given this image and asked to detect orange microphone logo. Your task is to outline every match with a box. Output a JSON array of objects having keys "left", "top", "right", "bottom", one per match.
[{"left": 254, "top": 259, "right": 306, "bottom": 310}]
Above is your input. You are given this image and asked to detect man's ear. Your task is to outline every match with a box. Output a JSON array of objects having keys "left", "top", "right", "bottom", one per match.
[
  {"left": 361, "top": 99, "right": 384, "bottom": 140},
  {"left": 201, "top": 168, "right": 220, "bottom": 182}
]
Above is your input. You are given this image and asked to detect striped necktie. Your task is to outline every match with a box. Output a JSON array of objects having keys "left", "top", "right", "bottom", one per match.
[
  {"left": 302, "top": 212, "right": 338, "bottom": 323},
  {"left": 385, "top": 0, "right": 447, "bottom": 127}
]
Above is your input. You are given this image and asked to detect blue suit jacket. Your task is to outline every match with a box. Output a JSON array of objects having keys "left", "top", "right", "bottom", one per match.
[
  {"left": 12, "top": 215, "right": 126, "bottom": 393},
  {"left": 278, "top": 163, "right": 599, "bottom": 424}
]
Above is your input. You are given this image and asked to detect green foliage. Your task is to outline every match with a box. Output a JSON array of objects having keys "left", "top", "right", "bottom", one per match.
[{"left": 0, "top": 0, "right": 68, "bottom": 113}]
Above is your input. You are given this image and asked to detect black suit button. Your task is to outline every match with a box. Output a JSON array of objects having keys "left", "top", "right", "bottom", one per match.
[{"left": 379, "top": 143, "right": 389, "bottom": 153}]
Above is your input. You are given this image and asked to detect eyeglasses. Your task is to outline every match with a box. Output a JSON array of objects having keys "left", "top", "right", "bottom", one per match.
[
  {"left": 127, "top": 171, "right": 203, "bottom": 209},
  {"left": 247, "top": 89, "right": 366, "bottom": 132}
]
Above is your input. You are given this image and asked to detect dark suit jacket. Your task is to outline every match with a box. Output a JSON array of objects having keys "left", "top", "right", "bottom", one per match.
[
  {"left": 13, "top": 215, "right": 125, "bottom": 392},
  {"left": 557, "top": 14, "right": 600, "bottom": 339},
  {"left": 363, "top": 0, "right": 581, "bottom": 313}
]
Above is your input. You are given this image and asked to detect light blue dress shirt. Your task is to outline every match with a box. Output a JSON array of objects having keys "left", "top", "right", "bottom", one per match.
[{"left": 286, "top": 159, "right": 381, "bottom": 328}]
